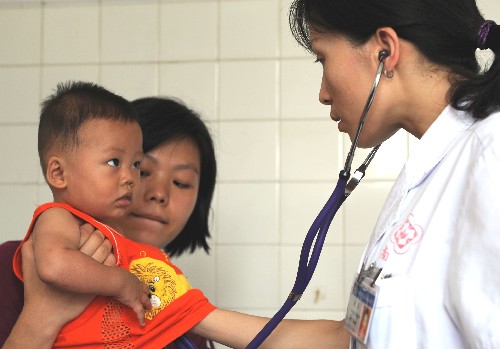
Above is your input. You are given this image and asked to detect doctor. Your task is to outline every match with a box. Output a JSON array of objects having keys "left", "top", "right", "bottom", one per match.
[{"left": 289, "top": 0, "right": 500, "bottom": 348}]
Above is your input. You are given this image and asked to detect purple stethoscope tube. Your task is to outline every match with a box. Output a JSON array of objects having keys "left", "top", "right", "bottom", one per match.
[
  {"left": 244, "top": 50, "right": 388, "bottom": 349},
  {"left": 173, "top": 335, "right": 201, "bottom": 349},
  {"left": 175, "top": 51, "right": 389, "bottom": 349}
]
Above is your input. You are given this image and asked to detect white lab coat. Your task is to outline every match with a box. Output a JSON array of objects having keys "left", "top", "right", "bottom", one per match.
[{"left": 351, "top": 105, "right": 500, "bottom": 349}]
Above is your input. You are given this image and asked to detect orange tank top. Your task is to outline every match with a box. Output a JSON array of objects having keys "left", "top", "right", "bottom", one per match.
[{"left": 13, "top": 202, "right": 216, "bottom": 348}]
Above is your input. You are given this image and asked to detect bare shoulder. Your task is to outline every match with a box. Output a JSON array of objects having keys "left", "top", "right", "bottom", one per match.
[{"left": 32, "top": 206, "right": 82, "bottom": 242}]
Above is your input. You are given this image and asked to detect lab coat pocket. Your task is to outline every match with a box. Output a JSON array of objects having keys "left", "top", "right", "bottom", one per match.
[{"left": 368, "top": 275, "right": 417, "bottom": 349}]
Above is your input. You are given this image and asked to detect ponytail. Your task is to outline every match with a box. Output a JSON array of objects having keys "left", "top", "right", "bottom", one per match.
[{"left": 450, "top": 22, "right": 500, "bottom": 119}]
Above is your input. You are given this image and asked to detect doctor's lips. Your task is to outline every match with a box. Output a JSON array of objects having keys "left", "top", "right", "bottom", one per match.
[{"left": 330, "top": 112, "right": 341, "bottom": 122}]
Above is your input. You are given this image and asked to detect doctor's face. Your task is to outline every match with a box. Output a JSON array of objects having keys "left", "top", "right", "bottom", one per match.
[
  {"left": 311, "top": 29, "right": 395, "bottom": 148},
  {"left": 120, "top": 138, "right": 200, "bottom": 249}
]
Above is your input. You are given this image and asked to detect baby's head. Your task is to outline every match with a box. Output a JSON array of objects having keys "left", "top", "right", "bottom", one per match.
[{"left": 39, "top": 81, "right": 143, "bottom": 224}]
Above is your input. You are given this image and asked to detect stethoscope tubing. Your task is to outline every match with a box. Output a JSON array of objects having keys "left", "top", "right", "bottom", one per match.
[
  {"left": 244, "top": 176, "right": 348, "bottom": 349},
  {"left": 174, "top": 335, "right": 199, "bottom": 349},
  {"left": 177, "top": 53, "right": 389, "bottom": 349},
  {"left": 244, "top": 53, "right": 388, "bottom": 349},
  {"left": 344, "top": 53, "right": 386, "bottom": 175}
]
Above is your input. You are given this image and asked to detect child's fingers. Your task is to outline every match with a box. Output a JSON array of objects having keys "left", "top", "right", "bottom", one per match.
[
  {"left": 134, "top": 283, "right": 151, "bottom": 326},
  {"left": 133, "top": 304, "right": 146, "bottom": 327},
  {"left": 142, "top": 283, "right": 152, "bottom": 310}
]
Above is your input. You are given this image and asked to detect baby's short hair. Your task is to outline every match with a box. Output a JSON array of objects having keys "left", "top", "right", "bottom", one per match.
[{"left": 38, "top": 81, "right": 138, "bottom": 174}]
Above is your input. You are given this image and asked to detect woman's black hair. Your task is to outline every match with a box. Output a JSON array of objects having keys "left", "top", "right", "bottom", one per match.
[
  {"left": 132, "top": 97, "right": 216, "bottom": 257},
  {"left": 289, "top": 0, "right": 500, "bottom": 119}
]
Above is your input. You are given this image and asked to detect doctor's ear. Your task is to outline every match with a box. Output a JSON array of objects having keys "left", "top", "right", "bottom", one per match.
[
  {"left": 46, "top": 156, "right": 67, "bottom": 189},
  {"left": 374, "top": 27, "right": 400, "bottom": 73}
]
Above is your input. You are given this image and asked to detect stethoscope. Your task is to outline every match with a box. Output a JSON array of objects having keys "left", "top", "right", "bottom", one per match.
[{"left": 174, "top": 50, "right": 390, "bottom": 349}]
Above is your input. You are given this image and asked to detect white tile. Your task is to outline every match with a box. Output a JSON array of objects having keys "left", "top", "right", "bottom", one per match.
[
  {"left": 41, "top": 65, "right": 100, "bottom": 99},
  {"left": 281, "top": 245, "right": 344, "bottom": 310},
  {"left": 0, "top": 185, "right": 38, "bottom": 243},
  {"left": 43, "top": 4, "right": 99, "bottom": 63},
  {"left": 44, "top": 0, "right": 99, "bottom": 3},
  {"left": 281, "top": 59, "right": 328, "bottom": 119},
  {"left": 37, "top": 182, "right": 52, "bottom": 202},
  {"left": 280, "top": 182, "right": 343, "bottom": 245},
  {"left": 218, "top": 121, "right": 278, "bottom": 181},
  {"left": 0, "top": 125, "right": 39, "bottom": 182},
  {"left": 218, "top": 183, "right": 279, "bottom": 244},
  {"left": 279, "top": 0, "right": 309, "bottom": 58},
  {"left": 344, "top": 182, "right": 393, "bottom": 244},
  {"left": 101, "top": 2, "right": 158, "bottom": 62},
  {"left": 220, "top": 60, "right": 278, "bottom": 120},
  {"left": 171, "top": 248, "right": 217, "bottom": 302},
  {"left": 209, "top": 178, "right": 219, "bottom": 242},
  {"left": 0, "top": 7, "right": 41, "bottom": 64},
  {"left": 160, "top": 62, "right": 217, "bottom": 121},
  {"left": 280, "top": 119, "right": 341, "bottom": 180},
  {"left": 216, "top": 245, "right": 280, "bottom": 308},
  {"left": 478, "top": 0, "right": 500, "bottom": 23},
  {"left": 214, "top": 343, "right": 229, "bottom": 349},
  {"left": 160, "top": 1, "right": 217, "bottom": 61},
  {"left": 0, "top": 67, "right": 40, "bottom": 123},
  {"left": 100, "top": 63, "right": 158, "bottom": 100},
  {"left": 342, "top": 129, "right": 408, "bottom": 180},
  {"left": 220, "top": 0, "right": 278, "bottom": 59}
]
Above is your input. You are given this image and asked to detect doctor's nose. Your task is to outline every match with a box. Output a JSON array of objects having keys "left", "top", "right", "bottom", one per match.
[{"left": 319, "top": 77, "right": 332, "bottom": 106}]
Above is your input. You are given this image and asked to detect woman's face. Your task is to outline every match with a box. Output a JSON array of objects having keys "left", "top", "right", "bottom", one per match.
[
  {"left": 310, "top": 29, "right": 398, "bottom": 147},
  {"left": 119, "top": 137, "right": 201, "bottom": 249}
]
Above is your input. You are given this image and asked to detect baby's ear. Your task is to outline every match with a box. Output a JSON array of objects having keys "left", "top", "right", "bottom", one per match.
[{"left": 46, "top": 156, "right": 67, "bottom": 189}]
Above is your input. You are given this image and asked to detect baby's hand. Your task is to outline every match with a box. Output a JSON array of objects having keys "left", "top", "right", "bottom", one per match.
[{"left": 116, "top": 269, "right": 151, "bottom": 326}]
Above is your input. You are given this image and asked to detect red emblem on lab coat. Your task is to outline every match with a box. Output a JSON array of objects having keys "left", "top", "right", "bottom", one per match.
[{"left": 390, "top": 214, "right": 423, "bottom": 254}]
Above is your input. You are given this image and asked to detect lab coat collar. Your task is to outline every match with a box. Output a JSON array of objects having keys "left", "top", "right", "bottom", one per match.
[
  {"left": 405, "top": 105, "right": 475, "bottom": 190},
  {"left": 366, "top": 105, "right": 475, "bottom": 253}
]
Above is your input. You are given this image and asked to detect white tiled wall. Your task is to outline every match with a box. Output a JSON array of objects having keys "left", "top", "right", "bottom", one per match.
[{"left": 1, "top": 1, "right": 498, "bottom": 348}]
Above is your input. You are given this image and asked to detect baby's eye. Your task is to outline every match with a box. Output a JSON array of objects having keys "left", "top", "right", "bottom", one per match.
[
  {"left": 133, "top": 161, "right": 141, "bottom": 169},
  {"left": 107, "top": 159, "right": 120, "bottom": 167}
]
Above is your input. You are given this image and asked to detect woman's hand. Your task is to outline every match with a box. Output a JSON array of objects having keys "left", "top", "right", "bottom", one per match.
[
  {"left": 2, "top": 225, "right": 114, "bottom": 349},
  {"left": 78, "top": 223, "right": 116, "bottom": 266},
  {"left": 24, "top": 223, "right": 116, "bottom": 327}
]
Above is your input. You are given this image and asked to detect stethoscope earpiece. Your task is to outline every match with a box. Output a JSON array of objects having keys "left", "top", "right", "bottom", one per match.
[{"left": 378, "top": 50, "right": 390, "bottom": 61}]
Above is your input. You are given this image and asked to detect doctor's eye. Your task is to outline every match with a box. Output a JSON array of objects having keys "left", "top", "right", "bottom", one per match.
[{"left": 107, "top": 159, "right": 120, "bottom": 167}]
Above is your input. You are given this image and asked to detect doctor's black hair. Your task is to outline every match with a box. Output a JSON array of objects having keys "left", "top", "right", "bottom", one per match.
[
  {"left": 289, "top": 0, "right": 500, "bottom": 119},
  {"left": 132, "top": 97, "right": 216, "bottom": 257}
]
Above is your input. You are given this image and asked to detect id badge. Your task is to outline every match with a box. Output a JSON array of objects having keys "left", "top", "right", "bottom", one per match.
[{"left": 345, "top": 276, "right": 379, "bottom": 344}]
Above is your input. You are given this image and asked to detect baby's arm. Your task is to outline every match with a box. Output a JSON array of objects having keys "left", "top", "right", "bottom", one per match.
[
  {"left": 30, "top": 208, "right": 151, "bottom": 325},
  {"left": 192, "top": 308, "right": 349, "bottom": 349},
  {"left": 2, "top": 226, "right": 117, "bottom": 349}
]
